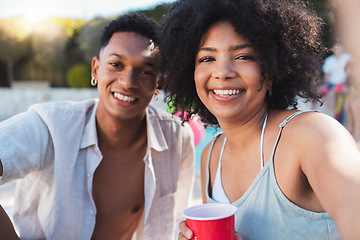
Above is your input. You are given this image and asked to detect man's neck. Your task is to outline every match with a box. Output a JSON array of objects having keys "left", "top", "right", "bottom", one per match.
[{"left": 96, "top": 112, "right": 147, "bottom": 150}]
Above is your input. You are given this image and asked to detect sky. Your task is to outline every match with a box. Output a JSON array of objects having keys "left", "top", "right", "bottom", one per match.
[{"left": 0, "top": 0, "right": 176, "bottom": 21}]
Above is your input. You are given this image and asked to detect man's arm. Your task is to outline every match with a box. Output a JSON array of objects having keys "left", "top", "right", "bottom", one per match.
[{"left": 0, "top": 205, "right": 19, "bottom": 239}]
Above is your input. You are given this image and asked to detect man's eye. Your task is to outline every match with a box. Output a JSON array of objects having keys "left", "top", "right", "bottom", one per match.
[
  {"left": 198, "top": 57, "right": 215, "bottom": 63},
  {"left": 140, "top": 70, "right": 155, "bottom": 76},
  {"left": 110, "top": 62, "right": 124, "bottom": 69}
]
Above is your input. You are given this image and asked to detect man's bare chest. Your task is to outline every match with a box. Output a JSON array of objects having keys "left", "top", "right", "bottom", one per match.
[{"left": 91, "top": 150, "right": 146, "bottom": 239}]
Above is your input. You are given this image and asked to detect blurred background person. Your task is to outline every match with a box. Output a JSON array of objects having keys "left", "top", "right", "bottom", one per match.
[
  {"left": 322, "top": 40, "right": 351, "bottom": 123},
  {"left": 344, "top": 59, "right": 360, "bottom": 144},
  {"left": 330, "top": 0, "right": 360, "bottom": 145}
]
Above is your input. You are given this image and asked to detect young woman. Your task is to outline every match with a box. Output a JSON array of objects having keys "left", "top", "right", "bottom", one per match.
[{"left": 160, "top": 0, "right": 360, "bottom": 239}]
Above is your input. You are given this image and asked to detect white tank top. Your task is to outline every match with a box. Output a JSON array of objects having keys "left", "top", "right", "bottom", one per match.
[{"left": 212, "top": 114, "right": 268, "bottom": 203}]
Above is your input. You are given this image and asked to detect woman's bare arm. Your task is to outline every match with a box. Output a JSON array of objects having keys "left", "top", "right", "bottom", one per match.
[{"left": 300, "top": 113, "right": 360, "bottom": 240}]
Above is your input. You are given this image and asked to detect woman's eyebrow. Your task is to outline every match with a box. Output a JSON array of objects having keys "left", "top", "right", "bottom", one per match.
[
  {"left": 229, "top": 44, "right": 252, "bottom": 51},
  {"left": 198, "top": 47, "right": 217, "bottom": 53},
  {"left": 198, "top": 44, "right": 253, "bottom": 53}
]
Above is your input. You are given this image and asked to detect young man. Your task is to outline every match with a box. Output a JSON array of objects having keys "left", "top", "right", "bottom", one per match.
[{"left": 0, "top": 13, "right": 195, "bottom": 240}]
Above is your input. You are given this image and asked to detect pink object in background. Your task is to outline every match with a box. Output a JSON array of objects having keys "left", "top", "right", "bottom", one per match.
[{"left": 175, "top": 112, "right": 205, "bottom": 147}]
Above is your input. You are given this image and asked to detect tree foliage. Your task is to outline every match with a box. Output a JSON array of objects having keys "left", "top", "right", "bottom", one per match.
[
  {"left": 78, "top": 17, "right": 111, "bottom": 62},
  {"left": 0, "top": 17, "right": 32, "bottom": 86},
  {"left": 66, "top": 63, "right": 91, "bottom": 88},
  {"left": 0, "top": 1, "right": 331, "bottom": 88}
]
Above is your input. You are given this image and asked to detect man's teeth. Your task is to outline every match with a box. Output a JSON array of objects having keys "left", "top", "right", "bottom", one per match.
[
  {"left": 114, "top": 93, "right": 135, "bottom": 102},
  {"left": 213, "top": 89, "right": 241, "bottom": 96}
]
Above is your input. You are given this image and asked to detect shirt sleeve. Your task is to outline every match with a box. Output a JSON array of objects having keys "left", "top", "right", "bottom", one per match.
[
  {"left": 0, "top": 111, "right": 53, "bottom": 183},
  {"left": 175, "top": 122, "right": 196, "bottom": 220}
]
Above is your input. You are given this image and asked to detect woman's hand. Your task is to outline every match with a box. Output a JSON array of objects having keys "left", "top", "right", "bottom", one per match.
[
  {"left": 177, "top": 220, "right": 243, "bottom": 240},
  {"left": 178, "top": 220, "right": 193, "bottom": 239}
]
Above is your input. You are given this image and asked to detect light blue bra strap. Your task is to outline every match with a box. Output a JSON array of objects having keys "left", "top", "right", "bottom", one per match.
[{"left": 270, "top": 110, "right": 317, "bottom": 158}]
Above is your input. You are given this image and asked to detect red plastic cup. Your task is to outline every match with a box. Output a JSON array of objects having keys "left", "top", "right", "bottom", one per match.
[{"left": 182, "top": 203, "right": 238, "bottom": 240}]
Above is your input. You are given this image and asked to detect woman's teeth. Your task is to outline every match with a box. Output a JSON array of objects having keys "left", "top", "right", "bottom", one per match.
[{"left": 213, "top": 89, "right": 241, "bottom": 97}]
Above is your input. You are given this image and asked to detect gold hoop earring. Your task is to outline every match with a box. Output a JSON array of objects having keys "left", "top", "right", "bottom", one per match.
[
  {"left": 153, "top": 91, "right": 159, "bottom": 101},
  {"left": 91, "top": 76, "right": 98, "bottom": 86}
]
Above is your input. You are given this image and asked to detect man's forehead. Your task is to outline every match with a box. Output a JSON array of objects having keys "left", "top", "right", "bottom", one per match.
[
  {"left": 101, "top": 32, "right": 157, "bottom": 57},
  {"left": 142, "top": 41, "right": 158, "bottom": 58}
]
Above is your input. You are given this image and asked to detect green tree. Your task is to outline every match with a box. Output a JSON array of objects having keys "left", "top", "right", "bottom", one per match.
[
  {"left": 136, "top": 4, "right": 171, "bottom": 24},
  {"left": 0, "top": 17, "right": 32, "bottom": 87},
  {"left": 31, "top": 18, "right": 84, "bottom": 87},
  {"left": 78, "top": 17, "right": 110, "bottom": 63},
  {"left": 66, "top": 63, "right": 91, "bottom": 88}
]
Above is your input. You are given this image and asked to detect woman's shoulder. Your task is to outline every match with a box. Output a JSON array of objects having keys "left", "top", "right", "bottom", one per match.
[
  {"left": 201, "top": 132, "right": 224, "bottom": 163},
  {"left": 271, "top": 109, "right": 352, "bottom": 147}
]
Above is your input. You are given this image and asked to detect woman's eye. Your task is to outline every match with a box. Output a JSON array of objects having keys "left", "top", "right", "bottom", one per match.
[
  {"left": 235, "top": 55, "right": 254, "bottom": 61},
  {"left": 198, "top": 57, "right": 215, "bottom": 63}
]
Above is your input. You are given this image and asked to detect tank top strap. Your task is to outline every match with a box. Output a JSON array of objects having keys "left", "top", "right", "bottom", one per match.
[
  {"left": 270, "top": 110, "right": 317, "bottom": 158},
  {"left": 206, "top": 132, "right": 222, "bottom": 164},
  {"left": 205, "top": 132, "right": 222, "bottom": 199}
]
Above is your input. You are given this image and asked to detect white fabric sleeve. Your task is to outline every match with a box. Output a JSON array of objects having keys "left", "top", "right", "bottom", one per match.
[
  {"left": 175, "top": 122, "right": 196, "bottom": 220},
  {"left": 0, "top": 111, "right": 53, "bottom": 183}
]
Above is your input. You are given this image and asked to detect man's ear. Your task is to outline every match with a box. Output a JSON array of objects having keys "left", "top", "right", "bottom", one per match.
[
  {"left": 156, "top": 75, "right": 166, "bottom": 91},
  {"left": 91, "top": 56, "right": 100, "bottom": 79}
]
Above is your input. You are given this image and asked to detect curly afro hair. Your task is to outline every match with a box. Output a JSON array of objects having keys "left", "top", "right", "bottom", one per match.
[
  {"left": 100, "top": 12, "right": 159, "bottom": 49},
  {"left": 160, "top": 0, "right": 326, "bottom": 126}
]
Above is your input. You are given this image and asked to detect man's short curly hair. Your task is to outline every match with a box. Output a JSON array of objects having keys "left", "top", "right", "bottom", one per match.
[
  {"left": 160, "top": 0, "right": 325, "bottom": 126},
  {"left": 100, "top": 12, "right": 159, "bottom": 49}
]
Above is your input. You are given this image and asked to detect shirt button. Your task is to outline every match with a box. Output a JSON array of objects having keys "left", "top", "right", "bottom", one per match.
[{"left": 87, "top": 173, "right": 91, "bottom": 177}]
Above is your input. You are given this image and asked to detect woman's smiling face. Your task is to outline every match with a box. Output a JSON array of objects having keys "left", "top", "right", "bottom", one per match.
[{"left": 194, "top": 21, "right": 268, "bottom": 124}]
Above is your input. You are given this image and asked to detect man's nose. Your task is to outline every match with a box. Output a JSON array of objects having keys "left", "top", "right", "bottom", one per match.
[{"left": 119, "top": 69, "right": 138, "bottom": 88}]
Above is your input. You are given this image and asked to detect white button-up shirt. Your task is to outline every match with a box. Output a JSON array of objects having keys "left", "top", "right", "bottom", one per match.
[{"left": 0, "top": 99, "right": 195, "bottom": 240}]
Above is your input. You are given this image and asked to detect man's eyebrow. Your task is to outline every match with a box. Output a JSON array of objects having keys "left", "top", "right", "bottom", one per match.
[
  {"left": 109, "top": 53, "right": 156, "bottom": 68},
  {"left": 144, "top": 61, "right": 156, "bottom": 68},
  {"left": 109, "top": 53, "right": 126, "bottom": 59}
]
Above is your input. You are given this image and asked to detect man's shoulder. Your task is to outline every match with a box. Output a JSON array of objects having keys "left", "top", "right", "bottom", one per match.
[
  {"left": 146, "top": 104, "right": 193, "bottom": 138},
  {"left": 146, "top": 104, "right": 182, "bottom": 124},
  {"left": 30, "top": 99, "right": 97, "bottom": 116},
  {"left": 27, "top": 99, "right": 97, "bottom": 129}
]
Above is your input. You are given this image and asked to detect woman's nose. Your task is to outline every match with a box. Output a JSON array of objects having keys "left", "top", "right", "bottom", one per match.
[{"left": 212, "top": 59, "right": 237, "bottom": 80}]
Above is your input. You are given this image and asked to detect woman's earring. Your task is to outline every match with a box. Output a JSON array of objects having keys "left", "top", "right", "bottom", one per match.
[
  {"left": 153, "top": 91, "right": 159, "bottom": 101},
  {"left": 267, "top": 88, "right": 272, "bottom": 97},
  {"left": 91, "top": 76, "right": 98, "bottom": 86}
]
